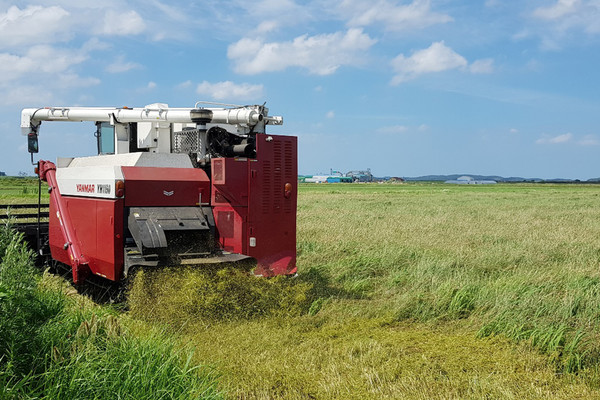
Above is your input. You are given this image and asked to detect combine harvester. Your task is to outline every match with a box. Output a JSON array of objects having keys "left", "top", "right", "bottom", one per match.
[{"left": 12, "top": 102, "right": 297, "bottom": 288}]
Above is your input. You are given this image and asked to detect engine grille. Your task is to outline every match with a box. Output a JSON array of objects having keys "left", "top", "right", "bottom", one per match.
[{"left": 173, "top": 128, "right": 200, "bottom": 154}]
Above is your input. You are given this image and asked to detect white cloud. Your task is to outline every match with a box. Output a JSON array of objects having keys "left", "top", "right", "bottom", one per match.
[
  {"left": 484, "top": 0, "right": 501, "bottom": 7},
  {"left": 200, "top": 0, "right": 311, "bottom": 38},
  {"left": 577, "top": 134, "right": 600, "bottom": 146},
  {"left": 255, "top": 20, "right": 280, "bottom": 34},
  {"left": 228, "top": 28, "right": 376, "bottom": 75},
  {"left": 55, "top": 73, "right": 100, "bottom": 89},
  {"left": 391, "top": 41, "right": 467, "bottom": 84},
  {"left": 377, "top": 124, "right": 429, "bottom": 134},
  {"left": 146, "top": 0, "right": 188, "bottom": 22},
  {"left": 536, "top": 132, "right": 600, "bottom": 146},
  {"left": 338, "top": 0, "right": 452, "bottom": 31},
  {"left": 509, "top": 128, "right": 519, "bottom": 134},
  {"left": 105, "top": 55, "right": 142, "bottom": 73},
  {"left": 99, "top": 10, "right": 145, "bottom": 36},
  {"left": 391, "top": 42, "right": 495, "bottom": 84},
  {"left": 326, "top": 110, "right": 335, "bottom": 118},
  {"left": 530, "top": 0, "right": 600, "bottom": 41},
  {"left": 0, "top": 85, "right": 54, "bottom": 106},
  {"left": 377, "top": 125, "right": 409, "bottom": 134},
  {"left": 536, "top": 133, "right": 573, "bottom": 144},
  {"left": 147, "top": 81, "right": 157, "bottom": 89},
  {"left": 469, "top": 58, "right": 494, "bottom": 74},
  {"left": 0, "top": 45, "right": 88, "bottom": 83},
  {"left": 0, "top": 33, "right": 101, "bottom": 106},
  {"left": 196, "top": 81, "right": 264, "bottom": 101},
  {"left": 235, "top": 0, "right": 311, "bottom": 33},
  {"left": 533, "top": 0, "right": 580, "bottom": 20},
  {"left": 0, "top": 5, "right": 72, "bottom": 49},
  {"left": 177, "top": 80, "right": 193, "bottom": 89}
]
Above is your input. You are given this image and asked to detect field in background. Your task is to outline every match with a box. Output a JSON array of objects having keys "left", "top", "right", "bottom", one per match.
[
  {"left": 4, "top": 178, "right": 600, "bottom": 398},
  {"left": 0, "top": 176, "right": 45, "bottom": 203},
  {"left": 129, "top": 182, "right": 600, "bottom": 399}
]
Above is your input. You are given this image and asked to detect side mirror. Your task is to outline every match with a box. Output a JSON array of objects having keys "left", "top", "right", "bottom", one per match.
[{"left": 27, "top": 132, "right": 39, "bottom": 153}]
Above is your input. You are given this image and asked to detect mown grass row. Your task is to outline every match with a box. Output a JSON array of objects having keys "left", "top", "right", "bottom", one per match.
[
  {"left": 0, "top": 223, "right": 222, "bottom": 399},
  {"left": 127, "top": 267, "right": 600, "bottom": 399}
]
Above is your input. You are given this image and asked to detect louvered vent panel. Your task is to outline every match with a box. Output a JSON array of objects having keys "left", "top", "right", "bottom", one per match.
[
  {"left": 262, "top": 161, "right": 271, "bottom": 214},
  {"left": 273, "top": 141, "right": 282, "bottom": 214},
  {"left": 284, "top": 140, "right": 293, "bottom": 213}
]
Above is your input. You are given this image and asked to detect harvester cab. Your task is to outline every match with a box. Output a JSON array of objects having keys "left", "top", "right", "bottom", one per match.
[{"left": 20, "top": 103, "right": 297, "bottom": 284}]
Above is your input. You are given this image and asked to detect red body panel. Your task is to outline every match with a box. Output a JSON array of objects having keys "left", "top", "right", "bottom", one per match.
[
  {"left": 212, "top": 134, "right": 297, "bottom": 276},
  {"left": 212, "top": 205, "right": 246, "bottom": 254},
  {"left": 248, "top": 134, "right": 297, "bottom": 276},
  {"left": 122, "top": 166, "right": 210, "bottom": 206},
  {"left": 49, "top": 195, "right": 124, "bottom": 282}
]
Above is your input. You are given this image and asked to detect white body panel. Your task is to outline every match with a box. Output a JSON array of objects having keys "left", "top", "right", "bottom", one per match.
[
  {"left": 65, "top": 153, "right": 193, "bottom": 168},
  {"left": 57, "top": 166, "right": 124, "bottom": 199},
  {"left": 55, "top": 153, "right": 193, "bottom": 198}
]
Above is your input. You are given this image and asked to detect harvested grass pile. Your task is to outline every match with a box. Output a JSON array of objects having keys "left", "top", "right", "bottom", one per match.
[{"left": 128, "top": 267, "right": 313, "bottom": 326}]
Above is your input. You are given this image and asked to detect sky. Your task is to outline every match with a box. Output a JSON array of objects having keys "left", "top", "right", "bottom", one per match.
[{"left": 1, "top": 0, "right": 599, "bottom": 179}]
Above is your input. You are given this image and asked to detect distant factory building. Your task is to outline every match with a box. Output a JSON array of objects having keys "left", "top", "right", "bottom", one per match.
[
  {"left": 300, "top": 168, "right": 374, "bottom": 183},
  {"left": 325, "top": 176, "right": 352, "bottom": 183},
  {"left": 346, "top": 169, "right": 373, "bottom": 182},
  {"left": 445, "top": 176, "right": 497, "bottom": 185}
]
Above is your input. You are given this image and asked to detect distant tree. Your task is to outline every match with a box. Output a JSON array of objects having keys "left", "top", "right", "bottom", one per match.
[{"left": 17, "top": 171, "right": 28, "bottom": 177}]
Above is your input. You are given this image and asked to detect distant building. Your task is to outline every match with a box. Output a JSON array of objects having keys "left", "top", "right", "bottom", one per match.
[
  {"left": 445, "top": 176, "right": 496, "bottom": 185},
  {"left": 326, "top": 176, "right": 352, "bottom": 183},
  {"left": 300, "top": 168, "right": 376, "bottom": 183},
  {"left": 346, "top": 169, "right": 373, "bottom": 182},
  {"left": 301, "top": 172, "right": 353, "bottom": 183}
]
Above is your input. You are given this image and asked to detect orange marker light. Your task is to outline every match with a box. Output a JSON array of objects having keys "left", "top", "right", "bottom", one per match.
[
  {"left": 284, "top": 182, "right": 292, "bottom": 198},
  {"left": 115, "top": 180, "right": 125, "bottom": 197}
]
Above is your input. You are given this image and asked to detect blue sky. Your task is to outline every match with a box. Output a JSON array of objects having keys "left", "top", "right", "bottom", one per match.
[{"left": 1, "top": 0, "right": 599, "bottom": 179}]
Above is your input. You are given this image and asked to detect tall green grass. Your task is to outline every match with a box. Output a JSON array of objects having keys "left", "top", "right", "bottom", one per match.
[
  {"left": 0, "top": 223, "right": 222, "bottom": 399},
  {"left": 0, "top": 224, "right": 64, "bottom": 379},
  {"left": 296, "top": 184, "right": 600, "bottom": 372}
]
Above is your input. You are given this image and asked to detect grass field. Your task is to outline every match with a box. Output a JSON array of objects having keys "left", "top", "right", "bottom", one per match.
[
  {"left": 128, "top": 182, "right": 600, "bottom": 399},
  {"left": 4, "top": 178, "right": 600, "bottom": 398},
  {"left": 0, "top": 176, "right": 43, "bottom": 202}
]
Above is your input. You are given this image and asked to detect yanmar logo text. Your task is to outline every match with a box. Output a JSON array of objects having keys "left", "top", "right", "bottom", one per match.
[
  {"left": 76, "top": 184, "right": 111, "bottom": 194},
  {"left": 76, "top": 184, "right": 95, "bottom": 193}
]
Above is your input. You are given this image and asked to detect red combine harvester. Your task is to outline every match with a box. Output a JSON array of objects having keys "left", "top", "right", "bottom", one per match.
[{"left": 15, "top": 103, "right": 297, "bottom": 285}]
